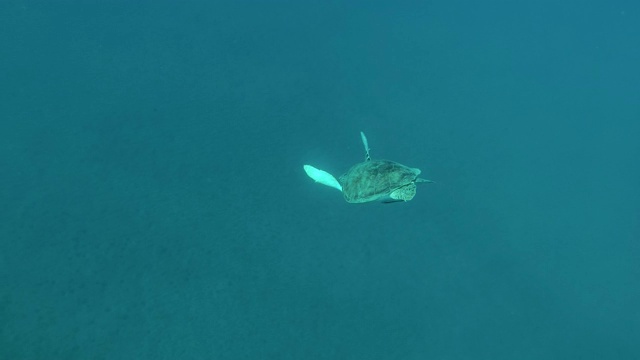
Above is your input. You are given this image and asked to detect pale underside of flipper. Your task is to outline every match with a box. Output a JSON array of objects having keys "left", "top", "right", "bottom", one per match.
[
  {"left": 303, "top": 165, "right": 343, "bottom": 192},
  {"left": 360, "top": 131, "right": 371, "bottom": 161}
]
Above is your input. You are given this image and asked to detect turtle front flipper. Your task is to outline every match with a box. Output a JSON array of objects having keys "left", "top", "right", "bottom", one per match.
[
  {"left": 360, "top": 131, "right": 371, "bottom": 161},
  {"left": 303, "top": 165, "right": 343, "bottom": 192}
]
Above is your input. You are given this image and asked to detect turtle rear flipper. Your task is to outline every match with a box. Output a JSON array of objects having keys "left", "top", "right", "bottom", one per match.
[{"left": 303, "top": 165, "right": 343, "bottom": 192}]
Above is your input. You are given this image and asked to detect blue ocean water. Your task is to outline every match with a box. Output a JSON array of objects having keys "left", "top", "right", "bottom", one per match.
[{"left": 1, "top": 1, "right": 639, "bottom": 359}]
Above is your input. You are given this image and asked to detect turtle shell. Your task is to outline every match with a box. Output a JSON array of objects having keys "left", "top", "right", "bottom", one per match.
[{"left": 339, "top": 160, "right": 422, "bottom": 203}]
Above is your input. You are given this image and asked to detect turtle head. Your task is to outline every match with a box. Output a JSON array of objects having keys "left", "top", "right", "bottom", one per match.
[{"left": 389, "top": 183, "right": 417, "bottom": 202}]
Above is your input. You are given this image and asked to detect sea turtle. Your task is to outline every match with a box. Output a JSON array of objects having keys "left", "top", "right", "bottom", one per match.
[{"left": 304, "top": 132, "right": 433, "bottom": 203}]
